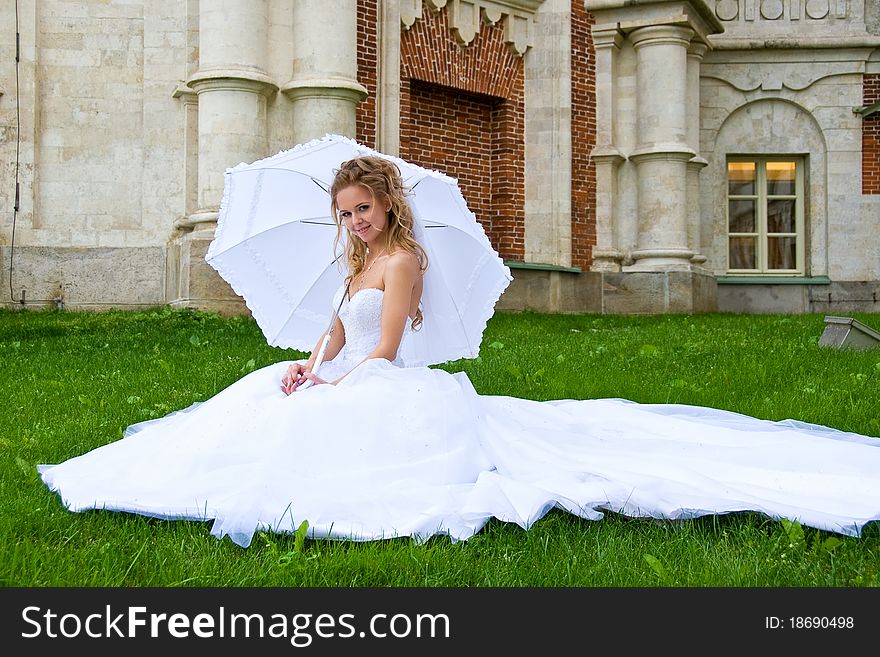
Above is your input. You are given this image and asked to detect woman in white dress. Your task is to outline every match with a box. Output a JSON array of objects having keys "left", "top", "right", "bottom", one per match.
[{"left": 38, "top": 157, "right": 880, "bottom": 548}]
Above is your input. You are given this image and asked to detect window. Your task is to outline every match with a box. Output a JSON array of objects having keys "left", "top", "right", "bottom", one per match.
[{"left": 726, "top": 157, "right": 805, "bottom": 274}]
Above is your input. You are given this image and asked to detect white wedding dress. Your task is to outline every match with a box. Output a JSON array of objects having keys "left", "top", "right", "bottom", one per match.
[{"left": 39, "top": 287, "right": 880, "bottom": 547}]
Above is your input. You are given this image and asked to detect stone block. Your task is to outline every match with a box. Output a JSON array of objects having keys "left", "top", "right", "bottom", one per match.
[
  {"left": 717, "top": 284, "right": 809, "bottom": 314},
  {"left": 166, "top": 229, "right": 248, "bottom": 316},
  {"left": 808, "top": 281, "right": 880, "bottom": 314},
  {"left": 496, "top": 268, "right": 602, "bottom": 313},
  {"left": 603, "top": 271, "right": 718, "bottom": 314},
  {"left": 0, "top": 245, "right": 165, "bottom": 310},
  {"left": 602, "top": 271, "right": 666, "bottom": 314}
]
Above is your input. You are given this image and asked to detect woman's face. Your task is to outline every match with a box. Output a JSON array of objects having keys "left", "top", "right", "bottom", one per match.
[{"left": 336, "top": 184, "right": 390, "bottom": 245}]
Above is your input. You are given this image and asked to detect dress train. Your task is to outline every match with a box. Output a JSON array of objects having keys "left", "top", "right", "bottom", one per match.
[{"left": 38, "top": 289, "right": 880, "bottom": 547}]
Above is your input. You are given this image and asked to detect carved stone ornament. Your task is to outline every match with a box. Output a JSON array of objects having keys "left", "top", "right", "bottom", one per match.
[
  {"left": 400, "top": 0, "right": 543, "bottom": 56},
  {"left": 714, "top": 0, "right": 850, "bottom": 21}
]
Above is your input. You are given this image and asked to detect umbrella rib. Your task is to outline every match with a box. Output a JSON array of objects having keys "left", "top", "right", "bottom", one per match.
[
  {"left": 415, "top": 222, "right": 500, "bottom": 358},
  {"left": 269, "top": 252, "right": 346, "bottom": 346},
  {"left": 230, "top": 167, "right": 334, "bottom": 192},
  {"left": 437, "top": 278, "right": 475, "bottom": 356},
  {"left": 207, "top": 217, "right": 337, "bottom": 258}
]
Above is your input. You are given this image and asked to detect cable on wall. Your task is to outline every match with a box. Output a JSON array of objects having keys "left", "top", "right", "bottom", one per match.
[
  {"left": 8, "top": 0, "right": 61, "bottom": 307},
  {"left": 8, "top": 0, "right": 22, "bottom": 303}
]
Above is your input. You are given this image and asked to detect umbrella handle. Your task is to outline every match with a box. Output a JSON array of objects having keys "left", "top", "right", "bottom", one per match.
[{"left": 295, "top": 333, "right": 331, "bottom": 391}]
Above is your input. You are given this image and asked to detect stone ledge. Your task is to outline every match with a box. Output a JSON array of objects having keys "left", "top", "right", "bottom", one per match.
[
  {"left": 717, "top": 275, "right": 831, "bottom": 285},
  {"left": 496, "top": 267, "right": 718, "bottom": 314},
  {"left": 504, "top": 260, "right": 582, "bottom": 274}
]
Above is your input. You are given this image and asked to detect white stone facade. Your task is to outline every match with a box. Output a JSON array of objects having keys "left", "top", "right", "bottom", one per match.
[
  {"left": 0, "top": 0, "right": 878, "bottom": 313},
  {"left": 586, "top": 0, "right": 879, "bottom": 312},
  {"left": 702, "top": 0, "right": 880, "bottom": 312}
]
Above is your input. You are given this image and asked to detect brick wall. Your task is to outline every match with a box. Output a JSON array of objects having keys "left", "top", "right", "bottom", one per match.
[
  {"left": 864, "top": 74, "right": 880, "bottom": 195},
  {"left": 356, "top": 0, "right": 378, "bottom": 148},
  {"left": 399, "top": 7, "right": 525, "bottom": 261},
  {"left": 571, "top": 0, "right": 597, "bottom": 269}
]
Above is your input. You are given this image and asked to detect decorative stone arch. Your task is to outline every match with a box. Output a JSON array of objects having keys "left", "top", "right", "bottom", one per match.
[
  {"left": 707, "top": 98, "right": 828, "bottom": 276},
  {"left": 400, "top": 0, "right": 540, "bottom": 57}
]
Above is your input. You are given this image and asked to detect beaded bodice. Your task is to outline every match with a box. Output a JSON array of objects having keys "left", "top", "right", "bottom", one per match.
[{"left": 332, "top": 286, "right": 407, "bottom": 366}]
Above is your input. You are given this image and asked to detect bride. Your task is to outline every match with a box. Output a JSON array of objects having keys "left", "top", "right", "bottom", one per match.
[{"left": 39, "top": 156, "right": 880, "bottom": 548}]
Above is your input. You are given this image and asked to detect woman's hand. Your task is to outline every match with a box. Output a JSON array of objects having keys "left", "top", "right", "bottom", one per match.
[
  {"left": 298, "top": 371, "right": 330, "bottom": 388},
  {"left": 281, "top": 363, "right": 311, "bottom": 396}
]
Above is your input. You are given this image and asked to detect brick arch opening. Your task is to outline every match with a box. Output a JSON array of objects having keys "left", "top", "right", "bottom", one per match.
[{"left": 399, "top": 7, "right": 524, "bottom": 261}]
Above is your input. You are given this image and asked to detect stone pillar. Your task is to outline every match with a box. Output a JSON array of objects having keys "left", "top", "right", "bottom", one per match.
[
  {"left": 282, "top": 0, "right": 367, "bottom": 143},
  {"left": 186, "top": 0, "right": 276, "bottom": 229},
  {"left": 168, "top": 0, "right": 277, "bottom": 313},
  {"left": 590, "top": 25, "right": 625, "bottom": 272},
  {"left": 377, "top": 0, "right": 402, "bottom": 155},
  {"left": 627, "top": 25, "right": 696, "bottom": 271},
  {"left": 524, "top": 0, "right": 572, "bottom": 267},
  {"left": 686, "top": 41, "right": 708, "bottom": 265}
]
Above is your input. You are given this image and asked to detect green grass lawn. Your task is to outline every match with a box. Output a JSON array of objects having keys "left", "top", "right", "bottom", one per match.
[{"left": 2, "top": 307, "right": 879, "bottom": 587}]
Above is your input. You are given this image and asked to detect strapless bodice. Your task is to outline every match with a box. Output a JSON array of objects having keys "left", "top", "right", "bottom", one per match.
[{"left": 332, "top": 286, "right": 408, "bottom": 366}]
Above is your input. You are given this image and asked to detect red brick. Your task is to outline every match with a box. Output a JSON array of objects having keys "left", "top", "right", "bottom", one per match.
[
  {"left": 864, "top": 74, "right": 880, "bottom": 195},
  {"left": 355, "top": 1, "right": 599, "bottom": 263},
  {"left": 571, "top": 0, "right": 597, "bottom": 269},
  {"left": 398, "top": 6, "right": 525, "bottom": 260}
]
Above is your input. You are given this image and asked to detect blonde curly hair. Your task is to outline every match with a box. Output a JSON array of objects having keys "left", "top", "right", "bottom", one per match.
[{"left": 330, "top": 156, "right": 428, "bottom": 329}]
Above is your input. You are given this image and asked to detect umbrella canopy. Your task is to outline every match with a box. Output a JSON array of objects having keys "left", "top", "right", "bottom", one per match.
[{"left": 206, "top": 133, "right": 512, "bottom": 367}]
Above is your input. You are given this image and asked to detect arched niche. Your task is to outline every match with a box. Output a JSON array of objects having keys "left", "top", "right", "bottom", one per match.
[{"left": 705, "top": 98, "right": 828, "bottom": 276}]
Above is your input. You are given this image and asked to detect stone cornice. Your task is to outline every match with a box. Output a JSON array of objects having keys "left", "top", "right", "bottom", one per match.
[
  {"left": 709, "top": 36, "right": 880, "bottom": 50},
  {"left": 401, "top": 0, "right": 545, "bottom": 55},
  {"left": 701, "top": 51, "right": 875, "bottom": 91}
]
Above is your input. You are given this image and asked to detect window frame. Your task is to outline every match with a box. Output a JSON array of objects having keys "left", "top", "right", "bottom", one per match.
[{"left": 725, "top": 155, "right": 806, "bottom": 276}]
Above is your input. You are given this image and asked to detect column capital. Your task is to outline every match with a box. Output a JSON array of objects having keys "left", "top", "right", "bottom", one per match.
[
  {"left": 187, "top": 68, "right": 278, "bottom": 96},
  {"left": 280, "top": 77, "right": 369, "bottom": 104},
  {"left": 591, "top": 24, "right": 624, "bottom": 49},
  {"left": 630, "top": 145, "right": 696, "bottom": 162},
  {"left": 688, "top": 40, "right": 709, "bottom": 59},
  {"left": 591, "top": 146, "right": 626, "bottom": 164},
  {"left": 584, "top": 0, "right": 723, "bottom": 44},
  {"left": 175, "top": 211, "right": 219, "bottom": 233},
  {"left": 630, "top": 24, "right": 694, "bottom": 50}
]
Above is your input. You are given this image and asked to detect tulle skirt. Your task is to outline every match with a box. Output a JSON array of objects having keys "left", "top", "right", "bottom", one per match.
[{"left": 39, "top": 359, "right": 880, "bottom": 547}]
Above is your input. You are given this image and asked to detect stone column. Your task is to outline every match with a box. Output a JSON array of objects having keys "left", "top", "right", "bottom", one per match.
[
  {"left": 590, "top": 25, "right": 625, "bottom": 272},
  {"left": 185, "top": 0, "right": 276, "bottom": 230},
  {"left": 169, "top": 0, "right": 277, "bottom": 312},
  {"left": 377, "top": 0, "right": 402, "bottom": 155},
  {"left": 686, "top": 41, "right": 708, "bottom": 265},
  {"left": 282, "top": 0, "right": 367, "bottom": 143},
  {"left": 524, "top": 0, "right": 572, "bottom": 268},
  {"left": 627, "top": 25, "right": 696, "bottom": 271}
]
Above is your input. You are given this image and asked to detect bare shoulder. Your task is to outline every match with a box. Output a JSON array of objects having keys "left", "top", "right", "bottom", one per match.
[{"left": 385, "top": 250, "right": 420, "bottom": 276}]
